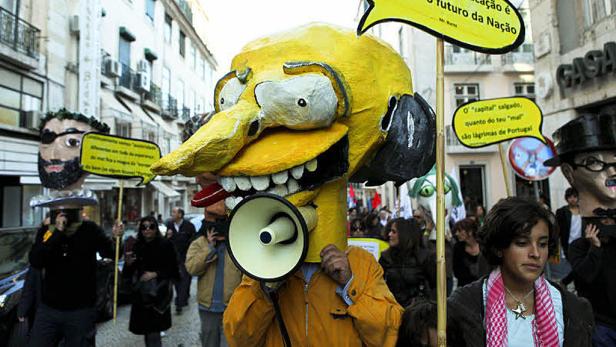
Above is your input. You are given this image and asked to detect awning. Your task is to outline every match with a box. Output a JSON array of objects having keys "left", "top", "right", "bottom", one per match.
[
  {"left": 101, "top": 88, "right": 131, "bottom": 123},
  {"left": 131, "top": 104, "right": 157, "bottom": 130},
  {"left": 143, "top": 108, "right": 176, "bottom": 136},
  {"left": 150, "top": 180, "right": 180, "bottom": 198}
]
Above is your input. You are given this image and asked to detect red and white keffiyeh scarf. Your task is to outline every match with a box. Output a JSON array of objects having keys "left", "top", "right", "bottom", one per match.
[{"left": 485, "top": 269, "right": 559, "bottom": 347}]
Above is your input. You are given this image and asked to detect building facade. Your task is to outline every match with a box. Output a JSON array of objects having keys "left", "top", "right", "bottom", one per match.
[
  {"left": 357, "top": 0, "right": 537, "bottom": 212},
  {"left": 529, "top": 0, "right": 616, "bottom": 209},
  {"left": 0, "top": 0, "right": 216, "bottom": 231}
]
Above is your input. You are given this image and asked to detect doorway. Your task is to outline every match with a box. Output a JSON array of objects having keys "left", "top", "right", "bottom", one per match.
[{"left": 459, "top": 165, "right": 486, "bottom": 207}]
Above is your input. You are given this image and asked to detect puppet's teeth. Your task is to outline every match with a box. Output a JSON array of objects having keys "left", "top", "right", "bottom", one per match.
[
  {"left": 287, "top": 178, "right": 300, "bottom": 194},
  {"left": 271, "top": 170, "right": 289, "bottom": 185},
  {"left": 250, "top": 175, "right": 270, "bottom": 191},
  {"left": 305, "top": 159, "right": 317, "bottom": 172},
  {"left": 219, "top": 177, "right": 237, "bottom": 192},
  {"left": 290, "top": 165, "right": 304, "bottom": 179},
  {"left": 267, "top": 184, "right": 289, "bottom": 197},
  {"left": 235, "top": 196, "right": 244, "bottom": 206},
  {"left": 225, "top": 196, "right": 237, "bottom": 210},
  {"left": 234, "top": 176, "right": 252, "bottom": 191}
]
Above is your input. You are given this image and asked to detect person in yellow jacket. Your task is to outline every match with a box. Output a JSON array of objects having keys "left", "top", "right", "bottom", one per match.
[
  {"left": 186, "top": 174, "right": 243, "bottom": 347},
  {"left": 222, "top": 244, "right": 403, "bottom": 346}
]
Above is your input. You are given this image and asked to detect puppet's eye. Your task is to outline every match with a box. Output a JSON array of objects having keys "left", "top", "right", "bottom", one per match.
[
  {"left": 214, "top": 73, "right": 247, "bottom": 112},
  {"left": 444, "top": 182, "right": 451, "bottom": 194},
  {"left": 419, "top": 185, "right": 435, "bottom": 197},
  {"left": 65, "top": 137, "right": 81, "bottom": 147},
  {"left": 254, "top": 74, "right": 338, "bottom": 130}
]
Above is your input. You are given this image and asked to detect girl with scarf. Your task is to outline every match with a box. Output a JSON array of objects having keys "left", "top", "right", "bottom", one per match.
[
  {"left": 447, "top": 197, "right": 594, "bottom": 346},
  {"left": 379, "top": 218, "right": 431, "bottom": 307}
]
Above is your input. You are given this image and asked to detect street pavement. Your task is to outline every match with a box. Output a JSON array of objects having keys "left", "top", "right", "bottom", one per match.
[{"left": 97, "top": 278, "right": 201, "bottom": 347}]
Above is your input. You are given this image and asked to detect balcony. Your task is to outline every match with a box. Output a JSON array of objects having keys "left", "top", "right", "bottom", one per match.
[
  {"left": 180, "top": 107, "right": 191, "bottom": 122},
  {"left": 143, "top": 83, "right": 162, "bottom": 112},
  {"left": 175, "top": 0, "right": 193, "bottom": 24},
  {"left": 162, "top": 96, "right": 178, "bottom": 120},
  {"left": 444, "top": 45, "right": 493, "bottom": 73},
  {"left": 445, "top": 125, "right": 498, "bottom": 154},
  {"left": 501, "top": 50, "right": 534, "bottom": 73},
  {"left": 117, "top": 63, "right": 139, "bottom": 100},
  {"left": 0, "top": 6, "right": 40, "bottom": 69}
]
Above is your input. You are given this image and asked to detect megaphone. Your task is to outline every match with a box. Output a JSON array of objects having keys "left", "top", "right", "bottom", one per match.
[{"left": 227, "top": 193, "right": 317, "bottom": 282}]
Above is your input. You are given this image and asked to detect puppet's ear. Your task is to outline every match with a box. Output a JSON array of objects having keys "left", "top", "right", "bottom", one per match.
[{"left": 351, "top": 93, "right": 436, "bottom": 186}]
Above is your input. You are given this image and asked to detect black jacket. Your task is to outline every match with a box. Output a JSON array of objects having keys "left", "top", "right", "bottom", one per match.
[
  {"left": 556, "top": 206, "right": 573, "bottom": 257},
  {"left": 29, "top": 221, "right": 115, "bottom": 310},
  {"left": 166, "top": 219, "right": 196, "bottom": 260},
  {"left": 124, "top": 237, "right": 179, "bottom": 334},
  {"left": 379, "top": 248, "right": 431, "bottom": 307},
  {"left": 447, "top": 277, "right": 594, "bottom": 347},
  {"left": 569, "top": 237, "right": 616, "bottom": 329}
]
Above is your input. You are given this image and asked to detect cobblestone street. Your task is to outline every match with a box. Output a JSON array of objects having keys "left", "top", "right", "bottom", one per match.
[{"left": 97, "top": 279, "right": 201, "bottom": 347}]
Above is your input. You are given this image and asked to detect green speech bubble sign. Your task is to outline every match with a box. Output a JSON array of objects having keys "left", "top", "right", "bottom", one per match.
[
  {"left": 452, "top": 97, "right": 546, "bottom": 148},
  {"left": 80, "top": 133, "right": 161, "bottom": 185},
  {"left": 357, "top": 0, "right": 525, "bottom": 54}
]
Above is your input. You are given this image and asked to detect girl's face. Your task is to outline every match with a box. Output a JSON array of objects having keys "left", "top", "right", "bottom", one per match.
[
  {"left": 501, "top": 219, "right": 550, "bottom": 285},
  {"left": 455, "top": 228, "right": 468, "bottom": 242},
  {"left": 140, "top": 222, "right": 157, "bottom": 241},
  {"left": 388, "top": 223, "right": 399, "bottom": 247}
]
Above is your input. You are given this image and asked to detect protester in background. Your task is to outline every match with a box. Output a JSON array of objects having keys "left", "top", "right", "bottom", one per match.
[
  {"left": 166, "top": 207, "right": 196, "bottom": 314},
  {"left": 379, "top": 208, "right": 390, "bottom": 228},
  {"left": 379, "top": 218, "right": 430, "bottom": 307},
  {"left": 556, "top": 188, "right": 582, "bottom": 258},
  {"left": 186, "top": 173, "right": 242, "bottom": 347},
  {"left": 569, "top": 222, "right": 616, "bottom": 345},
  {"left": 349, "top": 218, "right": 367, "bottom": 238},
  {"left": 448, "top": 197, "right": 594, "bottom": 346},
  {"left": 28, "top": 209, "right": 123, "bottom": 347},
  {"left": 539, "top": 193, "right": 552, "bottom": 211},
  {"left": 452, "top": 218, "right": 489, "bottom": 287},
  {"left": 396, "top": 299, "right": 437, "bottom": 347},
  {"left": 124, "top": 216, "right": 178, "bottom": 347},
  {"left": 364, "top": 212, "right": 382, "bottom": 238}
]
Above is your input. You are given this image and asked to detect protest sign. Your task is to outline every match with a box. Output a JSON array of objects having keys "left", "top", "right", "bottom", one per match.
[
  {"left": 452, "top": 97, "right": 545, "bottom": 148},
  {"left": 357, "top": 0, "right": 524, "bottom": 54},
  {"left": 80, "top": 133, "right": 161, "bottom": 184},
  {"left": 508, "top": 137, "right": 557, "bottom": 181},
  {"left": 348, "top": 237, "right": 389, "bottom": 261}
]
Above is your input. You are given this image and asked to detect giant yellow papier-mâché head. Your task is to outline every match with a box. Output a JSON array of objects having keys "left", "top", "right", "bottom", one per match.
[{"left": 152, "top": 23, "right": 435, "bottom": 262}]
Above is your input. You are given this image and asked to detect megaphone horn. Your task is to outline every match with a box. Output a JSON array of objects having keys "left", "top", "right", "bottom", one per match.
[{"left": 227, "top": 193, "right": 317, "bottom": 282}]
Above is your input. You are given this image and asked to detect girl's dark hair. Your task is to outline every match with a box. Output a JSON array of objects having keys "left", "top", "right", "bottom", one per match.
[
  {"left": 478, "top": 197, "right": 558, "bottom": 266},
  {"left": 453, "top": 217, "right": 479, "bottom": 239},
  {"left": 137, "top": 216, "right": 161, "bottom": 242},
  {"left": 390, "top": 217, "right": 422, "bottom": 255},
  {"left": 350, "top": 218, "right": 365, "bottom": 230},
  {"left": 396, "top": 299, "right": 437, "bottom": 347}
]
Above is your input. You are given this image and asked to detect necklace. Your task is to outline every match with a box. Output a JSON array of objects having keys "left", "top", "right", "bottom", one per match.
[{"left": 504, "top": 286, "right": 534, "bottom": 320}]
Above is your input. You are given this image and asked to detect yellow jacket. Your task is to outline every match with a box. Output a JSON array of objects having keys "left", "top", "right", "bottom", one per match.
[
  {"left": 223, "top": 247, "right": 403, "bottom": 346},
  {"left": 185, "top": 236, "right": 242, "bottom": 308}
]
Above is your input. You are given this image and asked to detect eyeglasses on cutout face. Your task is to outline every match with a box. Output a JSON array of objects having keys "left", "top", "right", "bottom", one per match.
[
  {"left": 571, "top": 156, "right": 616, "bottom": 172},
  {"left": 40, "top": 129, "right": 85, "bottom": 145}
]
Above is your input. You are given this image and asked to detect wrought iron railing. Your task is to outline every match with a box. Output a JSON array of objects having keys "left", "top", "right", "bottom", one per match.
[
  {"left": 163, "top": 96, "right": 178, "bottom": 119},
  {"left": 502, "top": 51, "right": 534, "bottom": 65},
  {"left": 181, "top": 107, "right": 191, "bottom": 121},
  {"left": 0, "top": 7, "right": 40, "bottom": 59},
  {"left": 144, "top": 83, "right": 163, "bottom": 107},
  {"left": 445, "top": 45, "right": 491, "bottom": 65}
]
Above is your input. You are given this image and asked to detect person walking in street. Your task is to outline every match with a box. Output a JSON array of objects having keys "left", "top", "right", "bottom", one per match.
[
  {"left": 569, "top": 222, "right": 616, "bottom": 345},
  {"left": 379, "top": 218, "right": 431, "bottom": 307},
  {"left": 447, "top": 197, "right": 594, "bottom": 346},
  {"left": 28, "top": 208, "right": 123, "bottom": 347},
  {"left": 553, "top": 187, "right": 581, "bottom": 284},
  {"left": 124, "top": 216, "right": 179, "bottom": 347},
  {"left": 185, "top": 173, "right": 242, "bottom": 347},
  {"left": 452, "top": 218, "right": 489, "bottom": 287},
  {"left": 166, "top": 207, "right": 196, "bottom": 314}
]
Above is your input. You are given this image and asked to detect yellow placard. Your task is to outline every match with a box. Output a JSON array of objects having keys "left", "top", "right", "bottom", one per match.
[
  {"left": 357, "top": 0, "right": 524, "bottom": 54},
  {"left": 80, "top": 133, "right": 161, "bottom": 185},
  {"left": 452, "top": 97, "right": 545, "bottom": 148}
]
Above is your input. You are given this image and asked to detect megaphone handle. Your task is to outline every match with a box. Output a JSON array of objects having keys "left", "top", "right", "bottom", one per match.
[{"left": 263, "top": 284, "right": 292, "bottom": 347}]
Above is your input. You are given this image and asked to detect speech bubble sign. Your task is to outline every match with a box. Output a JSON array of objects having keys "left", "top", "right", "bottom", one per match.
[
  {"left": 452, "top": 97, "right": 545, "bottom": 148},
  {"left": 80, "top": 133, "right": 161, "bottom": 185},
  {"left": 357, "top": 0, "right": 525, "bottom": 54}
]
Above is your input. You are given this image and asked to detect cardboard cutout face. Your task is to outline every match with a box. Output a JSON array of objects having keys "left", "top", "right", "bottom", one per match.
[
  {"left": 562, "top": 150, "right": 616, "bottom": 216},
  {"left": 39, "top": 118, "right": 93, "bottom": 190},
  {"left": 152, "top": 24, "right": 435, "bottom": 262}
]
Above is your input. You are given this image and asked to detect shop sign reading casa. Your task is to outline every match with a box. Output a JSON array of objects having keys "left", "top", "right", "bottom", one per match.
[{"left": 556, "top": 41, "right": 616, "bottom": 90}]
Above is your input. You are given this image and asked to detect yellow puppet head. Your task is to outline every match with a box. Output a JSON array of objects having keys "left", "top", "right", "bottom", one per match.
[{"left": 152, "top": 23, "right": 435, "bottom": 262}]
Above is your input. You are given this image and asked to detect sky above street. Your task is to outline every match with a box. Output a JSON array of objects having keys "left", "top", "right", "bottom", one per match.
[{"left": 200, "top": 0, "right": 359, "bottom": 77}]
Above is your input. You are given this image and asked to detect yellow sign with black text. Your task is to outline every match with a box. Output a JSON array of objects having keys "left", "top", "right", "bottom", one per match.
[
  {"left": 80, "top": 133, "right": 161, "bottom": 185},
  {"left": 358, "top": 0, "right": 524, "bottom": 54},
  {"left": 452, "top": 97, "right": 545, "bottom": 148}
]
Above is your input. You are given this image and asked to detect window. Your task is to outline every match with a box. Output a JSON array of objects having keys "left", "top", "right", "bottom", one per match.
[
  {"left": 116, "top": 121, "right": 131, "bottom": 137},
  {"left": 0, "top": 67, "right": 43, "bottom": 128},
  {"left": 177, "top": 80, "right": 184, "bottom": 113},
  {"left": 514, "top": 82, "right": 535, "bottom": 102},
  {"left": 199, "top": 55, "right": 205, "bottom": 79},
  {"left": 162, "top": 67, "right": 170, "bottom": 108},
  {"left": 584, "top": 0, "right": 615, "bottom": 27},
  {"left": 146, "top": 131, "right": 156, "bottom": 143},
  {"left": 190, "top": 44, "right": 196, "bottom": 69},
  {"left": 179, "top": 31, "right": 186, "bottom": 57},
  {"left": 145, "top": 0, "right": 155, "bottom": 21},
  {"left": 454, "top": 84, "right": 479, "bottom": 107},
  {"left": 164, "top": 14, "right": 172, "bottom": 43}
]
